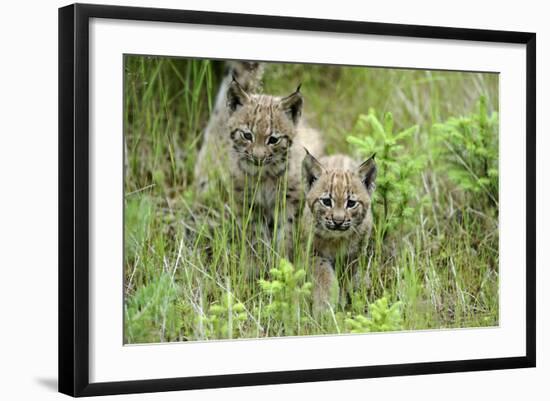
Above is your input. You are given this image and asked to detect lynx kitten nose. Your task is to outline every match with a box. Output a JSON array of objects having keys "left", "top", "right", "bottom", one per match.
[
  {"left": 252, "top": 147, "right": 267, "bottom": 161},
  {"left": 332, "top": 212, "right": 345, "bottom": 225}
]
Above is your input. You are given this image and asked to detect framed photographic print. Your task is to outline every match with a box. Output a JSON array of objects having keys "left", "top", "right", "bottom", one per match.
[{"left": 58, "top": 3, "right": 536, "bottom": 397}]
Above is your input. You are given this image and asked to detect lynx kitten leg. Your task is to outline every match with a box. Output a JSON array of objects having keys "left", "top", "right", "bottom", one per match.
[
  {"left": 281, "top": 200, "right": 298, "bottom": 259},
  {"left": 313, "top": 257, "right": 339, "bottom": 314},
  {"left": 273, "top": 188, "right": 299, "bottom": 258}
]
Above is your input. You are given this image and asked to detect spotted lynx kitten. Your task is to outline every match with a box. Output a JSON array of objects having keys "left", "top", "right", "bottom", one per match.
[
  {"left": 301, "top": 152, "right": 377, "bottom": 311},
  {"left": 195, "top": 61, "right": 265, "bottom": 192},
  {"left": 194, "top": 62, "right": 323, "bottom": 250}
]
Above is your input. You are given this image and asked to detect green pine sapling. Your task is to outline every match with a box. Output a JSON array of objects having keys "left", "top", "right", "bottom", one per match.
[
  {"left": 259, "top": 259, "right": 312, "bottom": 336},
  {"left": 431, "top": 96, "right": 499, "bottom": 209},
  {"left": 345, "top": 296, "right": 403, "bottom": 333},
  {"left": 347, "top": 109, "right": 426, "bottom": 239},
  {"left": 202, "top": 289, "right": 247, "bottom": 339}
]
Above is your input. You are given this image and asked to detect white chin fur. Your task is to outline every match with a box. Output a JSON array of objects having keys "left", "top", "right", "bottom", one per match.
[
  {"left": 238, "top": 159, "right": 263, "bottom": 175},
  {"left": 318, "top": 226, "right": 352, "bottom": 239}
]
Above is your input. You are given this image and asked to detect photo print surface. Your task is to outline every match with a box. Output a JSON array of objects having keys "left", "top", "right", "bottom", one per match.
[{"left": 123, "top": 56, "right": 499, "bottom": 344}]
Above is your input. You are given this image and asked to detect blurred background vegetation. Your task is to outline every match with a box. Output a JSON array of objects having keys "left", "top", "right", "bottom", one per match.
[{"left": 124, "top": 56, "right": 499, "bottom": 343}]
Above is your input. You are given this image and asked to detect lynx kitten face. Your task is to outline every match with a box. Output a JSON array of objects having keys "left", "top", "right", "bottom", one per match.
[
  {"left": 303, "top": 153, "right": 377, "bottom": 240},
  {"left": 226, "top": 79, "right": 303, "bottom": 177}
]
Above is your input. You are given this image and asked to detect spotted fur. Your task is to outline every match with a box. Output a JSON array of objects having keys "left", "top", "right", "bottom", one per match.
[
  {"left": 195, "top": 61, "right": 265, "bottom": 191},
  {"left": 301, "top": 152, "right": 377, "bottom": 311},
  {"left": 194, "top": 62, "right": 323, "bottom": 253}
]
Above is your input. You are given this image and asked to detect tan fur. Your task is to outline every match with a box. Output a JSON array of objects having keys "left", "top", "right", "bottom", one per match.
[
  {"left": 301, "top": 153, "right": 377, "bottom": 311},
  {"left": 194, "top": 63, "right": 323, "bottom": 253},
  {"left": 195, "top": 61, "right": 265, "bottom": 191}
]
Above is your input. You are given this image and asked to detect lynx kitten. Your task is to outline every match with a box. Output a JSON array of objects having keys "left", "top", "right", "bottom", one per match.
[
  {"left": 301, "top": 152, "right": 377, "bottom": 311},
  {"left": 194, "top": 62, "right": 323, "bottom": 252}
]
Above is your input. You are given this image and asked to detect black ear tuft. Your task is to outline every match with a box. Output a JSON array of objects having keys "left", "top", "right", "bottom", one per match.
[
  {"left": 227, "top": 78, "right": 250, "bottom": 113},
  {"left": 280, "top": 87, "right": 304, "bottom": 125},
  {"left": 302, "top": 149, "right": 324, "bottom": 192},
  {"left": 307, "top": 172, "right": 317, "bottom": 189},
  {"left": 357, "top": 155, "right": 377, "bottom": 195}
]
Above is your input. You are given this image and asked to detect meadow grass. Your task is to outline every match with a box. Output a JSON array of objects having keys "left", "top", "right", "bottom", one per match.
[{"left": 123, "top": 56, "right": 499, "bottom": 343}]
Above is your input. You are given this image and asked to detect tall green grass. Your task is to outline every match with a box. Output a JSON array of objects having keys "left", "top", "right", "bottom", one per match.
[{"left": 123, "top": 56, "right": 499, "bottom": 343}]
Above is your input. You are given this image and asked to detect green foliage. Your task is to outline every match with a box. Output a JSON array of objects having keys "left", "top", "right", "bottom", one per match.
[
  {"left": 124, "top": 56, "right": 217, "bottom": 193},
  {"left": 125, "top": 273, "right": 185, "bottom": 343},
  {"left": 432, "top": 96, "right": 499, "bottom": 208},
  {"left": 259, "top": 259, "right": 312, "bottom": 336},
  {"left": 124, "top": 196, "right": 153, "bottom": 258},
  {"left": 345, "top": 297, "right": 403, "bottom": 333},
  {"left": 347, "top": 109, "right": 426, "bottom": 237},
  {"left": 202, "top": 290, "right": 247, "bottom": 339}
]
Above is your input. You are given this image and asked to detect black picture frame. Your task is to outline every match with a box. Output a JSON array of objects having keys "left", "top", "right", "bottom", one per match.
[{"left": 59, "top": 3, "right": 536, "bottom": 397}]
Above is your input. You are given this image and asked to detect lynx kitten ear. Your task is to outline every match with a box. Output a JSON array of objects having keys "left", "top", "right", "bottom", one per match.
[
  {"left": 357, "top": 154, "right": 377, "bottom": 195},
  {"left": 302, "top": 149, "right": 324, "bottom": 192},
  {"left": 280, "top": 85, "right": 303, "bottom": 125},
  {"left": 227, "top": 77, "right": 250, "bottom": 113}
]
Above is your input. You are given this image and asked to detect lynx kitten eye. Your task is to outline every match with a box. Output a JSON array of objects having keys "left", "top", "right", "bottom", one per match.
[
  {"left": 267, "top": 136, "right": 280, "bottom": 145},
  {"left": 346, "top": 199, "right": 357, "bottom": 208},
  {"left": 240, "top": 130, "right": 253, "bottom": 141},
  {"left": 320, "top": 197, "right": 332, "bottom": 207}
]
